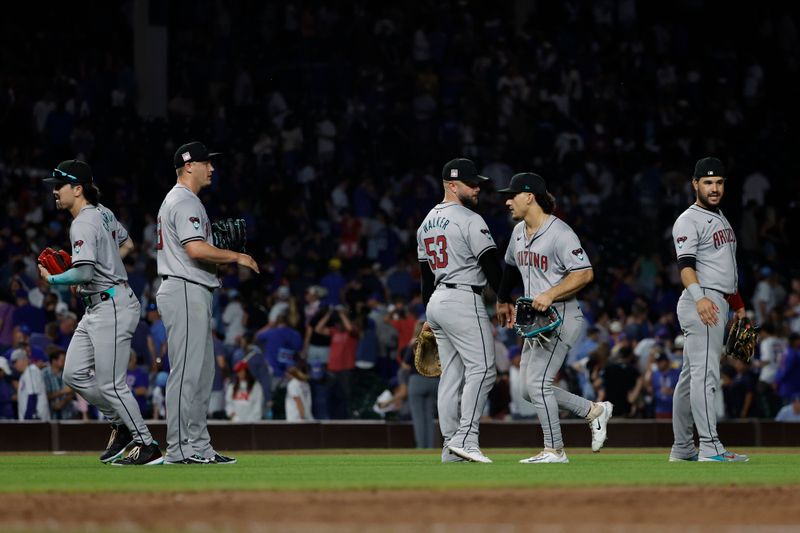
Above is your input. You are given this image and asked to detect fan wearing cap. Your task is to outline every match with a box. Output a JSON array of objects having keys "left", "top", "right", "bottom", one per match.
[
  {"left": 40, "top": 159, "right": 162, "bottom": 466},
  {"left": 669, "top": 156, "right": 749, "bottom": 462},
  {"left": 416, "top": 158, "right": 504, "bottom": 464},
  {"left": 157, "top": 141, "right": 259, "bottom": 465},
  {"left": 495, "top": 172, "right": 611, "bottom": 464}
]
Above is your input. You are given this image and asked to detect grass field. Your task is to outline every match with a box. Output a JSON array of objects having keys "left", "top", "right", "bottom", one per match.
[{"left": 2, "top": 448, "right": 798, "bottom": 492}]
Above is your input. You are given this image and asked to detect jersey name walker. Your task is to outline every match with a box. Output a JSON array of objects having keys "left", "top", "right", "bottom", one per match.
[
  {"left": 70, "top": 203, "right": 129, "bottom": 294},
  {"left": 672, "top": 205, "right": 737, "bottom": 294},
  {"left": 504, "top": 216, "right": 591, "bottom": 298},
  {"left": 156, "top": 185, "right": 219, "bottom": 288},
  {"left": 416, "top": 202, "right": 496, "bottom": 287}
]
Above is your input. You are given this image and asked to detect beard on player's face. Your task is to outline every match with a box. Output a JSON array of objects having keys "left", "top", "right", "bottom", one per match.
[{"left": 459, "top": 190, "right": 478, "bottom": 208}]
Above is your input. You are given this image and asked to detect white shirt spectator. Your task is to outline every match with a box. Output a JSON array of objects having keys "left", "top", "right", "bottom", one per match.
[
  {"left": 18, "top": 364, "right": 50, "bottom": 420},
  {"left": 775, "top": 401, "right": 800, "bottom": 422},
  {"left": 758, "top": 336, "right": 787, "bottom": 385},
  {"left": 742, "top": 171, "right": 770, "bottom": 207},
  {"left": 285, "top": 377, "right": 313, "bottom": 421},
  {"left": 225, "top": 381, "right": 263, "bottom": 422},
  {"left": 222, "top": 297, "right": 246, "bottom": 346}
]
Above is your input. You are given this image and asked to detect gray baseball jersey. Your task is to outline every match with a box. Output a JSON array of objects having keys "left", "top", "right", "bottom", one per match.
[
  {"left": 504, "top": 215, "right": 593, "bottom": 450},
  {"left": 417, "top": 201, "right": 497, "bottom": 457},
  {"left": 156, "top": 185, "right": 219, "bottom": 288},
  {"left": 62, "top": 203, "right": 153, "bottom": 450},
  {"left": 671, "top": 204, "right": 738, "bottom": 459},
  {"left": 416, "top": 202, "right": 496, "bottom": 286},
  {"left": 672, "top": 205, "right": 737, "bottom": 294},
  {"left": 504, "top": 216, "right": 592, "bottom": 298},
  {"left": 70, "top": 204, "right": 129, "bottom": 294}
]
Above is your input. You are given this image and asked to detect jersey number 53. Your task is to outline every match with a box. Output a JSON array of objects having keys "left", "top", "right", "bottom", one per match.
[{"left": 424, "top": 236, "right": 449, "bottom": 269}]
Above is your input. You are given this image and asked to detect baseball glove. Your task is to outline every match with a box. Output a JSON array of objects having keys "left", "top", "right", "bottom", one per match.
[
  {"left": 38, "top": 247, "right": 72, "bottom": 275},
  {"left": 725, "top": 316, "right": 758, "bottom": 363},
  {"left": 514, "top": 297, "right": 563, "bottom": 347},
  {"left": 212, "top": 218, "right": 247, "bottom": 252},
  {"left": 414, "top": 329, "right": 441, "bottom": 377}
]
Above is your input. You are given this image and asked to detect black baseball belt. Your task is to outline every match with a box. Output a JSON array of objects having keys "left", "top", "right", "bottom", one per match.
[{"left": 440, "top": 282, "right": 483, "bottom": 295}]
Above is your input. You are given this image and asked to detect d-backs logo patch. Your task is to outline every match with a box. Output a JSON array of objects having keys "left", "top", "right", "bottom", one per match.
[
  {"left": 571, "top": 248, "right": 585, "bottom": 261},
  {"left": 190, "top": 216, "right": 201, "bottom": 230},
  {"left": 676, "top": 236, "right": 688, "bottom": 249},
  {"left": 480, "top": 228, "right": 493, "bottom": 240},
  {"left": 73, "top": 240, "right": 84, "bottom": 255}
]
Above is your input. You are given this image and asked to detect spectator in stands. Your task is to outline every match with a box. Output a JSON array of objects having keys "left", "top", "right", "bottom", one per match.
[
  {"left": 42, "top": 345, "right": 75, "bottom": 420},
  {"left": 599, "top": 346, "right": 642, "bottom": 417},
  {"left": 0, "top": 357, "right": 14, "bottom": 419},
  {"left": 232, "top": 330, "right": 271, "bottom": 418},
  {"left": 56, "top": 312, "right": 77, "bottom": 350},
  {"left": 144, "top": 303, "right": 167, "bottom": 371},
  {"left": 255, "top": 313, "right": 303, "bottom": 380},
  {"left": 776, "top": 333, "right": 800, "bottom": 404},
  {"left": 11, "top": 348, "right": 49, "bottom": 420},
  {"left": 318, "top": 305, "right": 359, "bottom": 419},
  {"left": 722, "top": 359, "right": 757, "bottom": 418},
  {"left": 645, "top": 352, "right": 680, "bottom": 419},
  {"left": 285, "top": 360, "right": 313, "bottom": 421},
  {"left": 11, "top": 289, "right": 47, "bottom": 334},
  {"left": 775, "top": 393, "right": 800, "bottom": 422},
  {"left": 222, "top": 289, "right": 246, "bottom": 347},
  {"left": 754, "top": 324, "right": 785, "bottom": 417},
  {"left": 225, "top": 360, "right": 263, "bottom": 422},
  {"left": 126, "top": 351, "right": 150, "bottom": 419}
]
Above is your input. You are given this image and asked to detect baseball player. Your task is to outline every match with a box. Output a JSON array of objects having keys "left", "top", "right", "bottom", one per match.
[
  {"left": 495, "top": 173, "right": 612, "bottom": 464},
  {"left": 417, "top": 158, "right": 503, "bottom": 464},
  {"left": 158, "top": 141, "right": 259, "bottom": 465},
  {"left": 40, "top": 159, "right": 162, "bottom": 466},
  {"left": 670, "top": 157, "right": 749, "bottom": 462}
]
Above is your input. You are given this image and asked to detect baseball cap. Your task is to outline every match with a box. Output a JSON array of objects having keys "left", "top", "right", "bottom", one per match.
[
  {"left": 10, "top": 348, "right": 27, "bottom": 362},
  {"left": 233, "top": 360, "right": 249, "bottom": 373},
  {"left": 656, "top": 352, "right": 670, "bottom": 363},
  {"left": 44, "top": 159, "right": 94, "bottom": 186},
  {"left": 442, "top": 158, "right": 489, "bottom": 185},
  {"left": 674, "top": 334, "right": 685, "bottom": 349},
  {"left": 693, "top": 157, "right": 725, "bottom": 179},
  {"left": 497, "top": 172, "right": 548, "bottom": 195},
  {"left": 173, "top": 141, "right": 222, "bottom": 169}
]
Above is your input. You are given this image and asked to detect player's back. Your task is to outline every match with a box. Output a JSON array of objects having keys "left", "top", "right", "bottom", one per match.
[
  {"left": 71, "top": 204, "right": 128, "bottom": 292},
  {"left": 416, "top": 202, "right": 495, "bottom": 288}
]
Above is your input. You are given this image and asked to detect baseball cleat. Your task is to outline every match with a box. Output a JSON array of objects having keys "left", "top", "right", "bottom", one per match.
[
  {"left": 589, "top": 401, "right": 614, "bottom": 452},
  {"left": 519, "top": 449, "right": 569, "bottom": 464},
  {"left": 165, "top": 454, "right": 211, "bottom": 465},
  {"left": 441, "top": 447, "right": 466, "bottom": 463},
  {"left": 699, "top": 451, "right": 749, "bottom": 462},
  {"left": 111, "top": 442, "right": 164, "bottom": 466},
  {"left": 447, "top": 446, "right": 492, "bottom": 463},
  {"left": 208, "top": 453, "right": 237, "bottom": 465},
  {"left": 100, "top": 424, "right": 134, "bottom": 463},
  {"left": 668, "top": 453, "right": 699, "bottom": 462}
]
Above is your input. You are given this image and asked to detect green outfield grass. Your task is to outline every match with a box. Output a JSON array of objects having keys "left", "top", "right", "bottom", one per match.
[{"left": 0, "top": 448, "right": 797, "bottom": 493}]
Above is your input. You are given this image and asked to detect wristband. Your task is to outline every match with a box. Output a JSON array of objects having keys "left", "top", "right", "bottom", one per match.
[{"left": 687, "top": 283, "right": 704, "bottom": 301}]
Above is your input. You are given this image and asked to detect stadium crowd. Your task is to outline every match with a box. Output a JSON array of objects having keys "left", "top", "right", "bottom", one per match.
[{"left": 2, "top": 1, "right": 800, "bottom": 440}]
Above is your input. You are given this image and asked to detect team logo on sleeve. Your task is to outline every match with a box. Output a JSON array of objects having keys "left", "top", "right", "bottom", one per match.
[
  {"left": 571, "top": 248, "right": 585, "bottom": 261},
  {"left": 480, "top": 228, "right": 493, "bottom": 240},
  {"left": 73, "top": 240, "right": 84, "bottom": 254},
  {"left": 676, "top": 236, "right": 688, "bottom": 249},
  {"left": 190, "top": 216, "right": 201, "bottom": 230}
]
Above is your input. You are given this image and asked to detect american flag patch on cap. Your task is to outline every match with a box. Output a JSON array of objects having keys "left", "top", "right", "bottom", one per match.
[
  {"left": 182, "top": 152, "right": 191, "bottom": 162},
  {"left": 450, "top": 169, "right": 458, "bottom": 177}
]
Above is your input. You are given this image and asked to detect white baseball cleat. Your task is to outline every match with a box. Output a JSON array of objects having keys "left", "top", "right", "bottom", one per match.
[
  {"left": 441, "top": 446, "right": 466, "bottom": 463},
  {"left": 519, "top": 449, "right": 569, "bottom": 464},
  {"left": 590, "top": 401, "right": 614, "bottom": 452},
  {"left": 447, "top": 445, "right": 492, "bottom": 463}
]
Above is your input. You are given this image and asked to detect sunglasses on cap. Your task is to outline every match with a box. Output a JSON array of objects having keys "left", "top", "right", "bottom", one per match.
[{"left": 51, "top": 168, "right": 81, "bottom": 182}]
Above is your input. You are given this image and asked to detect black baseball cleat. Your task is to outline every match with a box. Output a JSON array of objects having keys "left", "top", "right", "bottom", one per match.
[
  {"left": 100, "top": 424, "right": 134, "bottom": 463},
  {"left": 111, "top": 442, "right": 164, "bottom": 466},
  {"left": 165, "top": 454, "right": 211, "bottom": 465},
  {"left": 208, "top": 453, "right": 237, "bottom": 465}
]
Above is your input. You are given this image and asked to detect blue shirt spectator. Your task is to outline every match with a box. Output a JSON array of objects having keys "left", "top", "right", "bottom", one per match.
[
  {"left": 0, "top": 358, "right": 14, "bottom": 419},
  {"left": 650, "top": 354, "right": 681, "bottom": 418},
  {"left": 12, "top": 290, "right": 47, "bottom": 334},
  {"left": 255, "top": 319, "right": 303, "bottom": 378},
  {"left": 776, "top": 334, "right": 800, "bottom": 403}
]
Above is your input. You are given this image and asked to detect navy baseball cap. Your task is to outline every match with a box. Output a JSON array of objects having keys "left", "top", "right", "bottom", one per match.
[
  {"left": 173, "top": 141, "right": 222, "bottom": 169},
  {"left": 693, "top": 157, "right": 725, "bottom": 179},
  {"left": 44, "top": 159, "right": 94, "bottom": 186},
  {"left": 442, "top": 158, "right": 489, "bottom": 185},
  {"left": 497, "top": 173, "right": 547, "bottom": 195}
]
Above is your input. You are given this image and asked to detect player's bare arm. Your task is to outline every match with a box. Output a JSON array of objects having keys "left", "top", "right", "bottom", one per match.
[
  {"left": 534, "top": 268, "right": 593, "bottom": 311},
  {"left": 679, "top": 266, "right": 719, "bottom": 326},
  {"left": 119, "top": 237, "right": 134, "bottom": 258},
  {"left": 184, "top": 240, "right": 260, "bottom": 273}
]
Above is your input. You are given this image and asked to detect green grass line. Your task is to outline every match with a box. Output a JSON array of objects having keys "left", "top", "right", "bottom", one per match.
[{"left": 1, "top": 449, "right": 798, "bottom": 493}]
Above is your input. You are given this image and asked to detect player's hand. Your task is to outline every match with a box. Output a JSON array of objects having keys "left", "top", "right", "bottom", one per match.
[
  {"left": 696, "top": 297, "right": 719, "bottom": 326},
  {"left": 532, "top": 292, "right": 553, "bottom": 312},
  {"left": 236, "top": 253, "right": 260, "bottom": 273},
  {"left": 496, "top": 302, "right": 514, "bottom": 327},
  {"left": 421, "top": 321, "right": 432, "bottom": 333},
  {"left": 38, "top": 265, "right": 51, "bottom": 283},
  {"left": 735, "top": 307, "right": 746, "bottom": 319}
]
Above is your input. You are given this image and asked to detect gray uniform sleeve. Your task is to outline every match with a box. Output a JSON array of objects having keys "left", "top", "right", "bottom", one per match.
[
  {"left": 504, "top": 223, "right": 521, "bottom": 266},
  {"left": 672, "top": 215, "right": 698, "bottom": 260},
  {"left": 465, "top": 216, "right": 496, "bottom": 260},
  {"left": 70, "top": 220, "right": 97, "bottom": 267},
  {"left": 173, "top": 199, "right": 208, "bottom": 246},
  {"left": 116, "top": 219, "right": 129, "bottom": 246},
  {"left": 555, "top": 229, "right": 592, "bottom": 272}
]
